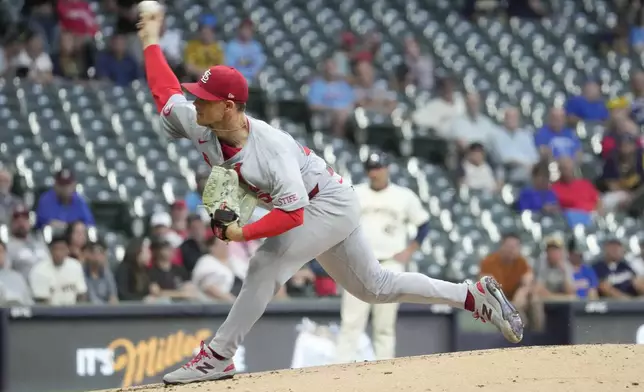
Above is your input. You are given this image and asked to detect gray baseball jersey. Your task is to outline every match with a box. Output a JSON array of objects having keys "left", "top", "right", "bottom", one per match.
[
  {"left": 161, "top": 94, "right": 338, "bottom": 210},
  {"left": 156, "top": 93, "right": 470, "bottom": 360}
]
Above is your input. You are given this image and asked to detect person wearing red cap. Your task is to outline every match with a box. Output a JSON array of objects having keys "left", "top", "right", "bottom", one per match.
[{"left": 137, "top": 10, "right": 524, "bottom": 386}]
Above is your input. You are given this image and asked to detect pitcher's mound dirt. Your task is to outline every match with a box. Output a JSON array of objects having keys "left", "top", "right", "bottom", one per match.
[{"left": 101, "top": 344, "right": 643, "bottom": 392}]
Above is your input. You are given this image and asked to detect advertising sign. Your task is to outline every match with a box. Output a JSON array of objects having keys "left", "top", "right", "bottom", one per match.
[{"left": 3, "top": 304, "right": 452, "bottom": 392}]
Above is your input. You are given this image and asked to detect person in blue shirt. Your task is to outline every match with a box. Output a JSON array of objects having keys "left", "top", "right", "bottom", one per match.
[
  {"left": 224, "top": 19, "right": 266, "bottom": 82},
  {"left": 185, "top": 171, "right": 208, "bottom": 214},
  {"left": 35, "top": 169, "right": 95, "bottom": 230},
  {"left": 564, "top": 80, "right": 609, "bottom": 125},
  {"left": 95, "top": 34, "right": 143, "bottom": 87},
  {"left": 516, "top": 165, "right": 559, "bottom": 213},
  {"left": 307, "top": 58, "right": 356, "bottom": 136},
  {"left": 592, "top": 237, "right": 644, "bottom": 298},
  {"left": 567, "top": 238, "right": 598, "bottom": 299},
  {"left": 534, "top": 107, "right": 582, "bottom": 160}
]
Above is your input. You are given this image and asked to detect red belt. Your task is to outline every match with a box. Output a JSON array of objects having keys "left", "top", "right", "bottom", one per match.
[{"left": 308, "top": 184, "right": 319, "bottom": 200}]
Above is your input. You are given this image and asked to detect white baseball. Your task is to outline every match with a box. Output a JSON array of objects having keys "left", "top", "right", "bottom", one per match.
[{"left": 138, "top": 0, "right": 163, "bottom": 17}]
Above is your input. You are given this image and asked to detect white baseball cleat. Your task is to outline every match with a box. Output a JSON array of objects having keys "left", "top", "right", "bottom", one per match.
[
  {"left": 163, "top": 341, "right": 236, "bottom": 385},
  {"left": 467, "top": 276, "right": 524, "bottom": 343}
]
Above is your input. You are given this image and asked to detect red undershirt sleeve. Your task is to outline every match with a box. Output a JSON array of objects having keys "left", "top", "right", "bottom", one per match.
[
  {"left": 143, "top": 44, "right": 183, "bottom": 113},
  {"left": 241, "top": 208, "right": 304, "bottom": 241}
]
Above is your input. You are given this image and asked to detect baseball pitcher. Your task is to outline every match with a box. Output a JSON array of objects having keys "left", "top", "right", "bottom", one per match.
[
  {"left": 335, "top": 152, "right": 430, "bottom": 362},
  {"left": 137, "top": 10, "right": 524, "bottom": 386}
]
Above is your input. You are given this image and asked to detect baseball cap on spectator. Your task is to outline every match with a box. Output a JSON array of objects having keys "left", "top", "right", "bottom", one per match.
[
  {"left": 199, "top": 14, "right": 217, "bottom": 28},
  {"left": 11, "top": 204, "right": 29, "bottom": 219},
  {"left": 545, "top": 235, "right": 564, "bottom": 249},
  {"left": 468, "top": 142, "right": 485, "bottom": 153},
  {"left": 49, "top": 233, "right": 68, "bottom": 246},
  {"left": 364, "top": 152, "right": 388, "bottom": 171},
  {"left": 182, "top": 65, "right": 249, "bottom": 103},
  {"left": 83, "top": 238, "right": 106, "bottom": 252},
  {"left": 55, "top": 168, "right": 75, "bottom": 185},
  {"left": 150, "top": 211, "right": 172, "bottom": 228}
]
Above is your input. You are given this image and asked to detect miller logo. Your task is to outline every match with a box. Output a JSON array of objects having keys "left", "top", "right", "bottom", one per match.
[
  {"left": 201, "top": 69, "right": 211, "bottom": 84},
  {"left": 107, "top": 328, "right": 212, "bottom": 387}
]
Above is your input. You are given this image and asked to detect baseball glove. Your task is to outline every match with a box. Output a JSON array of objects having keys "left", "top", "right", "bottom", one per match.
[{"left": 201, "top": 166, "right": 258, "bottom": 241}]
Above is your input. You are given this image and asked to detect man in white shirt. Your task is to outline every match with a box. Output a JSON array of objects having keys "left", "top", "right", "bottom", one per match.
[
  {"left": 491, "top": 107, "right": 539, "bottom": 184},
  {"left": 449, "top": 92, "right": 500, "bottom": 151},
  {"left": 6, "top": 204, "right": 50, "bottom": 279},
  {"left": 411, "top": 77, "right": 465, "bottom": 137},
  {"left": 335, "top": 152, "right": 431, "bottom": 362},
  {"left": 13, "top": 32, "right": 53, "bottom": 83},
  {"left": 149, "top": 211, "right": 184, "bottom": 248},
  {"left": 29, "top": 234, "right": 87, "bottom": 305}
]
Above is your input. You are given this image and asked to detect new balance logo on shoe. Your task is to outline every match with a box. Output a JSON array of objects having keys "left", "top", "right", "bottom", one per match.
[
  {"left": 195, "top": 362, "right": 215, "bottom": 374},
  {"left": 481, "top": 304, "right": 493, "bottom": 321}
]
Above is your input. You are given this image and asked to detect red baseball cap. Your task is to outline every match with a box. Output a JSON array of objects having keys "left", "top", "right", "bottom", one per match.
[{"left": 182, "top": 66, "right": 249, "bottom": 103}]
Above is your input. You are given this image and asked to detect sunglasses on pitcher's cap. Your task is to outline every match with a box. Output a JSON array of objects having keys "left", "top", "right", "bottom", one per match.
[{"left": 182, "top": 66, "right": 249, "bottom": 103}]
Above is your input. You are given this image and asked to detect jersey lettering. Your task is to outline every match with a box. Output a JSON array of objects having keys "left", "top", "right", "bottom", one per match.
[{"left": 233, "top": 163, "right": 272, "bottom": 203}]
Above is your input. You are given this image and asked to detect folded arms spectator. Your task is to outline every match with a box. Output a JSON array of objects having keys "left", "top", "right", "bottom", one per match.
[
  {"left": 564, "top": 80, "right": 609, "bottom": 125},
  {"left": 224, "top": 19, "right": 265, "bottom": 82},
  {"left": 307, "top": 58, "right": 355, "bottom": 136},
  {"left": 534, "top": 107, "right": 582, "bottom": 161},
  {"left": 491, "top": 107, "right": 539, "bottom": 184},
  {"left": 35, "top": 169, "right": 95, "bottom": 230}
]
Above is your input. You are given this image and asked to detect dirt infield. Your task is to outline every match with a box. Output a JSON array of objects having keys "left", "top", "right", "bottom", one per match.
[{"left": 100, "top": 344, "right": 643, "bottom": 392}]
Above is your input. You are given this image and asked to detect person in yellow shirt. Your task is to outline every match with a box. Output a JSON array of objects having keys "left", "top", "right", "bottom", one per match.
[{"left": 183, "top": 15, "right": 224, "bottom": 79}]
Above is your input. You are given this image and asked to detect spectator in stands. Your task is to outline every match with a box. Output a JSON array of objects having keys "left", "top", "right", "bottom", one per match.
[
  {"left": 104, "top": 0, "right": 141, "bottom": 62},
  {"left": 13, "top": 32, "right": 53, "bottom": 84},
  {"left": 178, "top": 214, "right": 207, "bottom": 273},
  {"left": 534, "top": 236, "right": 576, "bottom": 299},
  {"left": 353, "top": 30, "right": 381, "bottom": 64},
  {"left": 567, "top": 238, "right": 599, "bottom": 299},
  {"left": 0, "top": 240, "right": 33, "bottom": 306},
  {"left": 0, "top": 167, "right": 21, "bottom": 224},
  {"left": 309, "top": 259, "right": 337, "bottom": 297},
  {"left": 64, "top": 220, "right": 88, "bottom": 261},
  {"left": 458, "top": 143, "right": 500, "bottom": 193},
  {"left": 57, "top": 0, "right": 99, "bottom": 39},
  {"left": 35, "top": 169, "right": 95, "bottom": 230},
  {"left": 479, "top": 232, "right": 542, "bottom": 331},
  {"left": 149, "top": 211, "right": 183, "bottom": 248},
  {"left": 225, "top": 19, "right": 266, "bottom": 82},
  {"left": 84, "top": 239, "right": 118, "bottom": 304},
  {"left": 593, "top": 237, "right": 644, "bottom": 298},
  {"left": 353, "top": 60, "right": 397, "bottom": 115},
  {"left": 21, "top": 0, "right": 57, "bottom": 51},
  {"left": 629, "top": 70, "right": 644, "bottom": 126},
  {"left": 115, "top": 238, "right": 157, "bottom": 301},
  {"left": 601, "top": 133, "right": 644, "bottom": 213},
  {"left": 185, "top": 171, "right": 208, "bottom": 215},
  {"left": 411, "top": 77, "right": 466, "bottom": 138},
  {"left": 95, "top": 33, "right": 142, "bottom": 87},
  {"left": 29, "top": 234, "right": 87, "bottom": 305},
  {"left": 564, "top": 80, "right": 609, "bottom": 125},
  {"left": 285, "top": 266, "right": 317, "bottom": 297},
  {"left": 516, "top": 165, "right": 559, "bottom": 214},
  {"left": 534, "top": 107, "right": 581, "bottom": 161},
  {"left": 449, "top": 92, "right": 499, "bottom": 152},
  {"left": 333, "top": 32, "right": 356, "bottom": 81},
  {"left": 6, "top": 204, "right": 50, "bottom": 279},
  {"left": 191, "top": 236, "right": 238, "bottom": 302},
  {"left": 0, "top": 33, "right": 23, "bottom": 78},
  {"left": 491, "top": 107, "right": 539, "bottom": 184},
  {"left": 395, "top": 36, "right": 433, "bottom": 91},
  {"left": 552, "top": 157, "right": 601, "bottom": 226},
  {"left": 170, "top": 200, "right": 188, "bottom": 239},
  {"left": 601, "top": 115, "right": 641, "bottom": 159},
  {"left": 148, "top": 236, "right": 195, "bottom": 301},
  {"left": 307, "top": 58, "right": 355, "bottom": 137},
  {"left": 52, "top": 31, "right": 91, "bottom": 81},
  {"left": 184, "top": 15, "right": 223, "bottom": 80}
]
